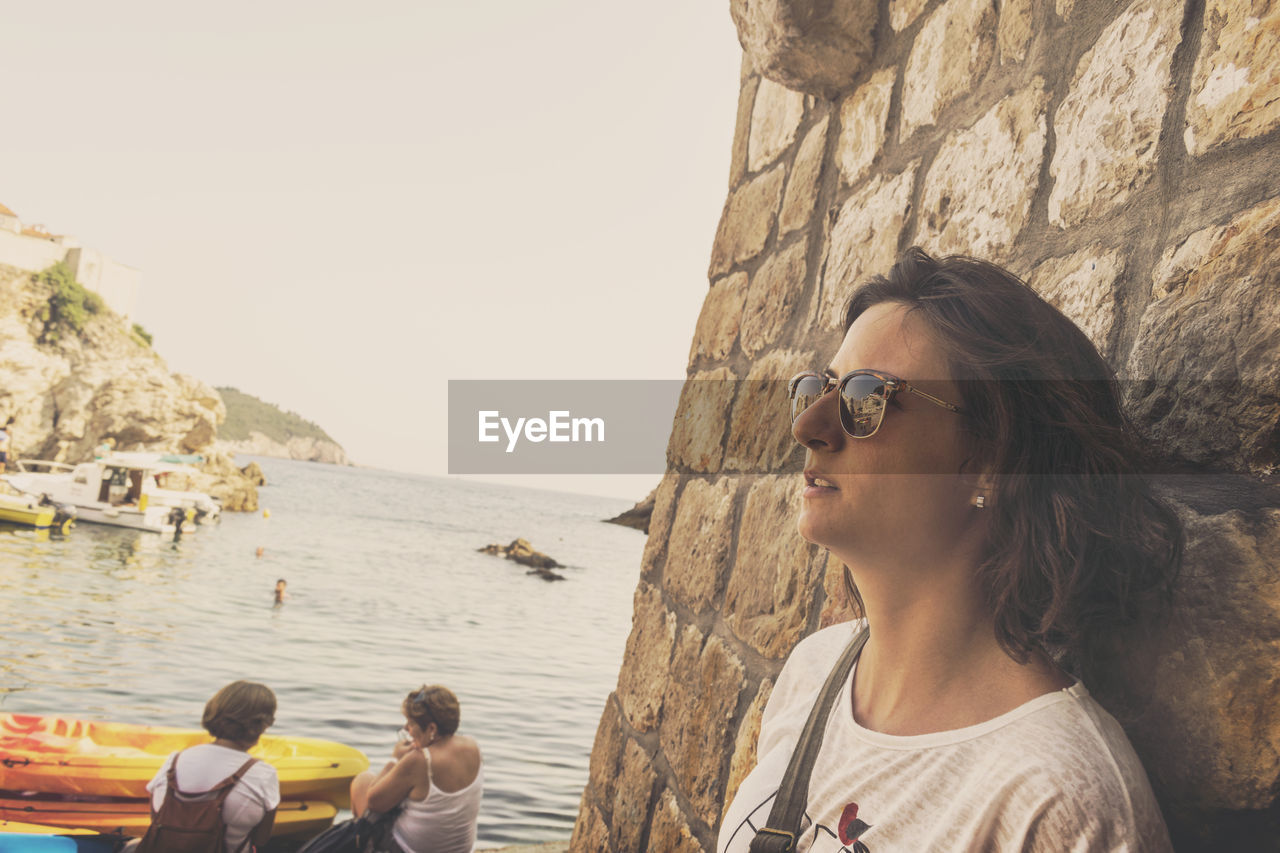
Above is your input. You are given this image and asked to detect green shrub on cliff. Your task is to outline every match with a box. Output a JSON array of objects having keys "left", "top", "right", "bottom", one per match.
[
  {"left": 217, "top": 386, "right": 335, "bottom": 444},
  {"left": 132, "top": 322, "right": 153, "bottom": 346},
  {"left": 34, "top": 261, "right": 103, "bottom": 343}
]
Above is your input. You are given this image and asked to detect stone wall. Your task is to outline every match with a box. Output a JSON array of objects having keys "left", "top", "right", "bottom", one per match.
[{"left": 572, "top": 0, "right": 1280, "bottom": 851}]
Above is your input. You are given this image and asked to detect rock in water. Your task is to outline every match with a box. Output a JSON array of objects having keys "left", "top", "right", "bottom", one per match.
[
  {"left": 477, "top": 537, "right": 563, "bottom": 573},
  {"left": 604, "top": 488, "right": 656, "bottom": 533}
]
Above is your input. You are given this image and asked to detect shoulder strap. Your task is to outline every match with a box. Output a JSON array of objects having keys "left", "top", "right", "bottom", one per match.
[
  {"left": 749, "top": 624, "right": 869, "bottom": 853},
  {"left": 168, "top": 751, "right": 259, "bottom": 799}
]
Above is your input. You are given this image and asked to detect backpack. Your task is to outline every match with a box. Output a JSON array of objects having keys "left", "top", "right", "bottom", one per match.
[
  {"left": 135, "top": 750, "right": 260, "bottom": 853},
  {"left": 296, "top": 807, "right": 402, "bottom": 853}
]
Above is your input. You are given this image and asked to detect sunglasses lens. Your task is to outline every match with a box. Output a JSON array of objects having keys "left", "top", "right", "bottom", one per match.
[
  {"left": 840, "top": 373, "right": 888, "bottom": 437},
  {"left": 789, "top": 374, "right": 828, "bottom": 423}
]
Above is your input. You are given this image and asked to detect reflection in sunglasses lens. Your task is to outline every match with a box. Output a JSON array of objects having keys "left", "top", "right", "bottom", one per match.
[
  {"left": 842, "top": 374, "right": 887, "bottom": 437},
  {"left": 790, "top": 374, "right": 828, "bottom": 422}
]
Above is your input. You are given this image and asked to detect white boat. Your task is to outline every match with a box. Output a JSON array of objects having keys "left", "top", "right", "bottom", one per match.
[{"left": 2, "top": 454, "right": 215, "bottom": 535}]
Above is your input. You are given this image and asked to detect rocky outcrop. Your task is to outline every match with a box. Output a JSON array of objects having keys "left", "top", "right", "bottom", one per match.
[
  {"left": 478, "top": 538, "right": 565, "bottom": 580},
  {"left": 216, "top": 432, "right": 351, "bottom": 466},
  {"left": 603, "top": 488, "right": 656, "bottom": 533},
  {"left": 0, "top": 264, "right": 258, "bottom": 509}
]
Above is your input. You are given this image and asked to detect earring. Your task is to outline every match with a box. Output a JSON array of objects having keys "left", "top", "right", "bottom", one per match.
[{"left": 973, "top": 495, "right": 986, "bottom": 509}]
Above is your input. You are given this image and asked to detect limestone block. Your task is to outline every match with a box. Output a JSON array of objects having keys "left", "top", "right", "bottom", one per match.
[
  {"left": 668, "top": 367, "right": 737, "bottom": 473},
  {"left": 730, "top": 0, "right": 880, "bottom": 97},
  {"left": 584, "top": 698, "right": 625, "bottom": 816},
  {"left": 568, "top": 801, "right": 608, "bottom": 853},
  {"left": 731, "top": 76, "right": 762, "bottom": 188},
  {"left": 1124, "top": 196, "right": 1280, "bottom": 476},
  {"left": 724, "top": 348, "right": 814, "bottom": 473},
  {"left": 709, "top": 167, "right": 787, "bottom": 278},
  {"left": 649, "top": 789, "right": 706, "bottom": 853},
  {"left": 916, "top": 81, "right": 1049, "bottom": 261},
  {"left": 1184, "top": 0, "right": 1280, "bottom": 155},
  {"left": 1048, "top": 0, "right": 1184, "bottom": 228},
  {"left": 749, "top": 79, "right": 808, "bottom": 172},
  {"left": 611, "top": 739, "right": 658, "bottom": 853},
  {"left": 689, "top": 273, "right": 749, "bottom": 364},
  {"left": 616, "top": 582, "right": 678, "bottom": 732},
  {"left": 890, "top": 0, "right": 930, "bottom": 31},
  {"left": 818, "top": 550, "right": 863, "bottom": 627},
  {"left": 641, "top": 474, "right": 681, "bottom": 580},
  {"left": 779, "top": 116, "right": 830, "bottom": 236},
  {"left": 819, "top": 164, "right": 918, "bottom": 329},
  {"left": 836, "top": 67, "right": 896, "bottom": 187},
  {"left": 660, "top": 626, "right": 748, "bottom": 826},
  {"left": 665, "top": 477, "right": 738, "bottom": 613},
  {"left": 1026, "top": 247, "right": 1125, "bottom": 360},
  {"left": 723, "top": 475, "right": 821, "bottom": 657},
  {"left": 1093, "top": 500, "right": 1280, "bottom": 841},
  {"left": 740, "top": 239, "right": 809, "bottom": 357},
  {"left": 723, "top": 678, "right": 774, "bottom": 822},
  {"left": 998, "top": 0, "right": 1034, "bottom": 64},
  {"left": 900, "top": 0, "right": 997, "bottom": 138}
]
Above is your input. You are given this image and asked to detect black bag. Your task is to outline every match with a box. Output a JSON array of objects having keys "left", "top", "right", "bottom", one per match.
[{"left": 297, "top": 807, "right": 402, "bottom": 853}]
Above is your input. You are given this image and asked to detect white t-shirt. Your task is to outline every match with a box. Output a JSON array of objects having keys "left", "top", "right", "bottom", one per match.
[
  {"left": 718, "top": 621, "right": 1173, "bottom": 853},
  {"left": 147, "top": 744, "right": 281, "bottom": 853}
]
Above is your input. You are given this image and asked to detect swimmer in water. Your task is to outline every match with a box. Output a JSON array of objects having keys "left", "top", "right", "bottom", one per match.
[{"left": 273, "top": 579, "right": 288, "bottom": 606}]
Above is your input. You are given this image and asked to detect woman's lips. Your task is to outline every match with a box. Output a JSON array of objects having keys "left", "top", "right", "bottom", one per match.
[{"left": 804, "top": 471, "right": 840, "bottom": 496}]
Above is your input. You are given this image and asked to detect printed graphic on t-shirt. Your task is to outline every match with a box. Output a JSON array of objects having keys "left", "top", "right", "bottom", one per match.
[{"left": 721, "top": 790, "right": 872, "bottom": 853}]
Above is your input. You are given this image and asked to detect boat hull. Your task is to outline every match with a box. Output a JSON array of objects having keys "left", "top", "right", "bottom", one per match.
[{"left": 0, "top": 796, "right": 336, "bottom": 838}]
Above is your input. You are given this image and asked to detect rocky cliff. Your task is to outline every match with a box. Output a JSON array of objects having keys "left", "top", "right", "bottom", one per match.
[
  {"left": 214, "top": 386, "right": 351, "bottom": 465},
  {"left": 0, "top": 262, "right": 258, "bottom": 509}
]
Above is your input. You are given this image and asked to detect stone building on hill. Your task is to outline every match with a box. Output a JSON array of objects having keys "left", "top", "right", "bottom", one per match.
[{"left": 571, "top": 1, "right": 1280, "bottom": 851}]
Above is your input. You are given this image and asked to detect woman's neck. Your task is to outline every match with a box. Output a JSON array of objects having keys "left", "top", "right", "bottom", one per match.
[{"left": 213, "top": 737, "right": 254, "bottom": 752}]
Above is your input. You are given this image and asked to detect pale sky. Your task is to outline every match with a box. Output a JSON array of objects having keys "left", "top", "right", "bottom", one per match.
[{"left": 1, "top": 2, "right": 744, "bottom": 499}]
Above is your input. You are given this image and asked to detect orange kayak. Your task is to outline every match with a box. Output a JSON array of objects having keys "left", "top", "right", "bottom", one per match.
[
  {"left": 0, "top": 795, "right": 336, "bottom": 838},
  {"left": 0, "top": 714, "right": 368, "bottom": 808}
]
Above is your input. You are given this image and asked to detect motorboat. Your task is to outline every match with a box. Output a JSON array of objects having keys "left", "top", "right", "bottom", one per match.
[
  {"left": 2, "top": 455, "right": 211, "bottom": 535},
  {"left": 0, "top": 491, "right": 76, "bottom": 535}
]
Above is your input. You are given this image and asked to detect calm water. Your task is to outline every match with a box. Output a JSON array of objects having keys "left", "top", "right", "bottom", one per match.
[{"left": 0, "top": 458, "right": 644, "bottom": 846}]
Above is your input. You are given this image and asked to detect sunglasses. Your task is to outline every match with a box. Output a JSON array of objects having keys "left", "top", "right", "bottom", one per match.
[{"left": 788, "top": 369, "right": 963, "bottom": 438}]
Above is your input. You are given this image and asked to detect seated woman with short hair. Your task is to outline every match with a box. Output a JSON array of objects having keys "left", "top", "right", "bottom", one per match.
[{"left": 351, "top": 684, "right": 484, "bottom": 853}]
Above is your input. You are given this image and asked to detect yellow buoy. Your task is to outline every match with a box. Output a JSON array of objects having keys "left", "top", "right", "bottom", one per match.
[{"left": 263, "top": 508, "right": 271, "bottom": 519}]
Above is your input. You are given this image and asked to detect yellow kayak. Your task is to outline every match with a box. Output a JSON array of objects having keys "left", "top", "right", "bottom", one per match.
[
  {"left": 0, "top": 819, "right": 94, "bottom": 834},
  {"left": 0, "top": 714, "right": 368, "bottom": 808},
  {"left": 0, "top": 795, "right": 336, "bottom": 838}
]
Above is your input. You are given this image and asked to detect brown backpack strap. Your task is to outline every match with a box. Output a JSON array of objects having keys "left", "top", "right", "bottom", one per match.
[
  {"left": 750, "top": 625, "right": 869, "bottom": 853},
  {"left": 167, "top": 750, "right": 259, "bottom": 799}
]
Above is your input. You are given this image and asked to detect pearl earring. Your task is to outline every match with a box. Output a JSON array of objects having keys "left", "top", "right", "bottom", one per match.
[{"left": 973, "top": 495, "right": 986, "bottom": 509}]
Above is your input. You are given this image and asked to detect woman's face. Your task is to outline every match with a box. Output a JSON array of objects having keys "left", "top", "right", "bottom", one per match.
[{"left": 793, "top": 302, "right": 979, "bottom": 568}]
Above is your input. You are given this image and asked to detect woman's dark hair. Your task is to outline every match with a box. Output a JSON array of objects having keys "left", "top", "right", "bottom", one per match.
[
  {"left": 403, "top": 684, "right": 461, "bottom": 736},
  {"left": 843, "top": 247, "right": 1183, "bottom": 669},
  {"left": 202, "top": 680, "right": 276, "bottom": 743}
]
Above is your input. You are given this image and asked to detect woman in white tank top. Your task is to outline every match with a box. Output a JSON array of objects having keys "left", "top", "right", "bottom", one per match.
[{"left": 350, "top": 684, "right": 483, "bottom": 853}]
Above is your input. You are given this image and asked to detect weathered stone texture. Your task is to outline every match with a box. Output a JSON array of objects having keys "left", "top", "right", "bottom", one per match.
[
  {"left": 730, "top": 0, "right": 880, "bottom": 96},
  {"left": 818, "top": 550, "right": 863, "bottom": 627},
  {"left": 890, "top": 0, "right": 930, "bottom": 32},
  {"left": 749, "top": 79, "right": 808, "bottom": 171},
  {"left": 819, "top": 164, "right": 918, "bottom": 328},
  {"left": 649, "top": 789, "right": 707, "bottom": 853},
  {"left": 900, "top": 0, "right": 997, "bottom": 137},
  {"left": 641, "top": 474, "right": 680, "bottom": 580},
  {"left": 665, "top": 477, "right": 737, "bottom": 613},
  {"left": 731, "top": 76, "right": 763, "bottom": 188},
  {"left": 615, "top": 582, "right": 677, "bottom": 732},
  {"left": 723, "top": 678, "right": 774, "bottom": 821},
  {"left": 1027, "top": 247, "right": 1125, "bottom": 359},
  {"left": 998, "top": 0, "right": 1034, "bottom": 64},
  {"left": 1125, "top": 196, "right": 1280, "bottom": 476},
  {"left": 611, "top": 740, "right": 659, "bottom": 853},
  {"left": 1184, "top": 0, "right": 1280, "bottom": 156},
  {"left": 660, "top": 627, "right": 747, "bottom": 826},
  {"left": 724, "top": 348, "right": 813, "bottom": 473},
  {"left": 584, "top": 699, "right": 625, "bottom": 818},
  {"left": 669, "top": 367, "right": 737, "bottom": 473},
  {"left": 709, "top": 167, "right": 786, "bottom": 278},
  {"left": 723, "top": 476, "right": 821, "bottom": 657},
  {"left": 1056, "top": 0, "right": 1076, "bottom": 20},
  {"left": 779, "top": 117, "right": 830, "bottom": 236},
  {"left": 689, "top": 274, "right": 749, "bottom": 364},
  {"left": 836, "top": 68, "right": 896, "bottom": 187},
  {"left": 1048, "top": 0, "right": 1184, "bottom": 228},
  {"left": 916, "top": 81, "right": 1048, "bottom": 261},
  {"left": 568, "top": 802, "right": 608, "bottom": 853},
  {"left": 740, "top": 239, "right": 809, "bottom": 357},
  {"left": 1096, "top": 502, "right": 1280, "bottom": 834}
]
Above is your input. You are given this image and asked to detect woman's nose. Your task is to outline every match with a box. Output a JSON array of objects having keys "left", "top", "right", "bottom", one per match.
[{"left": 792, "top": 389, "right": 845, "bottom": 450}]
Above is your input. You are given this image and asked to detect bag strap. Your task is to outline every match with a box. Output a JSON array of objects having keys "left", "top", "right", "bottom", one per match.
[
  {"left": 167, "top": 750, "right": 259, "bottom": 799},
  {"left": 749, "top": 624, "right": 869, "bottom": 853}
]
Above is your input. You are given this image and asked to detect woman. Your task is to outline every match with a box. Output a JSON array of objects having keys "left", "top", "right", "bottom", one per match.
[
  {"left": 350, "top": 684, "right": 484, "bottom": 853},
  {"left": 718, "top": 249, "right": 1181, "bottom": 852},
  {"left": 141, "top": 680, "right": 280, "bottom": 852}
]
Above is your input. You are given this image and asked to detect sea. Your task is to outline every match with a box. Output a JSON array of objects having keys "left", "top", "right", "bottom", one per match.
[{"left": 0, "top": 457, "right": 646, "bottom": 847}]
